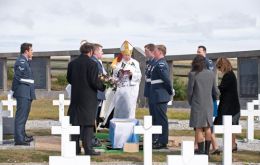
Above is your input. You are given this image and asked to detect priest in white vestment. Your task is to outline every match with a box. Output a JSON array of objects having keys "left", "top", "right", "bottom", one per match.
[{"left": 112, "top": 41, "right": 142, "bottom": 119}]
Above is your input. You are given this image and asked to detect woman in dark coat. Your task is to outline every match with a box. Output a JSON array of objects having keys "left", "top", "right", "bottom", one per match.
[
  {"left": 188, "top": 55, "right": 218, "bottom": 155},
  {"left": 67, "top": 43, "right": 105, "bottom": 155},
  {"left": 214, "top": 57, "right": 240, "bottom": 152}
]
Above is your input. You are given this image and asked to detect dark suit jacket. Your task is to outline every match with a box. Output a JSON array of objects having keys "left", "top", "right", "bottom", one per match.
[
  {"left": 12, "top": 55, "right": 36, "bottom": 100},
  {"left": 214, "top": 71, "right": 240, "bottom": 125},
  {"left": 91, "top": 56, "right": 106, "bottom": 100},
  {"left": 67, "top": 54, "right": 105, "bottom": 126}
]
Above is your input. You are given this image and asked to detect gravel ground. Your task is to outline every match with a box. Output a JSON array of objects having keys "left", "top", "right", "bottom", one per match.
[
  {"left": 23, "top": 119, "right": 260, "bottom": 152},
  {"left": 0, "top": 140, "right": 34, "bottom": 150},
  {"left": 217, "top": 138, "right": 260, "bottom": 152},
  {"left": 26, "top": 119, "right": 260, "bottom": 130}
]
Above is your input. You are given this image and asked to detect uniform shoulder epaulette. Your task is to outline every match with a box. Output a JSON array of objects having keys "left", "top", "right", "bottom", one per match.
[
  {"left": 19, "top": 59, "right": 26, "bottom": 64},
  {"left": 158, "top": 62, "right": 166, "bottom": 67}
]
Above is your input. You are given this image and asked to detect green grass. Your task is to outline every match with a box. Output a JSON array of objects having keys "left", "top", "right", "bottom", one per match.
[
  {"left": 0, "top": 97, "right": 190, "bottom": 120},
  {"left": 136, "top": 108, "right": 189, "bottom": 120},
  {"left": 1, "top": 99, "right": 189, "bottom": 120},
  {"left": 0, "top": 149, "right": 259, "bottom": 163},
  {"left": 0, "top": 150, "right": 60, "bottom": 163}
]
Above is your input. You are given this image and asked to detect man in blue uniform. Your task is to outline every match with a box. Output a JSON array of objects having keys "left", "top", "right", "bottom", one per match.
[
  {"left": 144, "top": 43, "right": 158, "bottom": 143},
  {"left": 144, "top": 44, "right": 156, "bottom": 99},
  {"left": 150, "top": 45, "right": 173, "bottom": 149},
  {"left": 12, "top": 43, "right": 36, "bottom": 145},
  {"left": 91, "top": 43, "right": 106, "bottom": 147}
]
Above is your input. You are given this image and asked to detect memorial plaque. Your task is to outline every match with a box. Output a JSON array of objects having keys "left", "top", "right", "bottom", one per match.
[
  {"left": 239, "top": 58, "right": 259, "bottom": 98},
  {"left": 3, "top": 118, "right": 14, "bottom": 134},
  {"left": 30, "top": 57, "right": 49, "bottom": 89},
  {"left": 0, "top": 59, "right": 3, "bottom": 89}
]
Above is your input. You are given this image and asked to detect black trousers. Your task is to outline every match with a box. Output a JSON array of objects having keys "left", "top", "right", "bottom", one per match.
[
  {"left": 15, "top": 97, "right": 32, "bottom": 143},
  {"left": 71, "top": 126, "right": 94, "bottom": 154}
]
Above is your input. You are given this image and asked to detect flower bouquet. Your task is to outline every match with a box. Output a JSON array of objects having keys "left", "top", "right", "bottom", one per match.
[{"left": 99, "top": 74, "right": 117, "bottom": 90}]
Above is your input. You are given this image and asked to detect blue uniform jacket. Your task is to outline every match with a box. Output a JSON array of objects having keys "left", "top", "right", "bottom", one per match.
[
  {"left": 150, "top": 58, "right": 173, "bottom": 103},
  {"left": 11, "top": 55, "right": 36, "bottom": 100},
  {"left": 205, "top": 57, "right": 214, "bottom": 71},
  {"left": 91, "top": 56, "right": 106, "bottom": 100},
  {"left": 144, "top": 58, "right": 156, "bottom": 98}
]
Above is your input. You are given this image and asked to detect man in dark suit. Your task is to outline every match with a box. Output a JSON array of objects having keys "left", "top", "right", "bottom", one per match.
[
  {"left": 67, "top": 43, "right": 105, "bottom": 155},
  {"left": 12, "top": 43, "right": 36, "bottom": 145},
  {"left": 150, "top": 45, "right": 173, "bottom": 149}
]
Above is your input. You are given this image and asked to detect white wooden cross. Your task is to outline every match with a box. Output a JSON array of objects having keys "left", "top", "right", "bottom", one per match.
[
  {"left": 167, "top": 141, "right": 208, "bottom": 165},
  {"left": 53, "top": 94, "right": 70, "bottom": 122},
  {"left": 134, "top": 116, "right": 162, "bottom": 165},
  {"left": 214, "top": 115, "right": 242, "bottom": 165},
  {"left": 51, "top": 116, "right": 79, "bottom": 157},
  {"left": 0, "top": 102, "right": 11, "bottom": 144},
  {"left": 2, "top": 93, "right": 16, "bottom": 118},
  {"left": 49, "top": 116, "right": 90, "bottom": 165},
  {"left": 241, "top": 101, "right": 260, "bottom": 141}
]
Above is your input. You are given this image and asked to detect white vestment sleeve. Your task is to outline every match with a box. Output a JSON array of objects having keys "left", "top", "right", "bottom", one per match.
[
  {"left": 65, "top": 84, "right": 71, "bottom": 98},
  {"left": 130, "top": 60, "right": 142, "bottom": 86}
]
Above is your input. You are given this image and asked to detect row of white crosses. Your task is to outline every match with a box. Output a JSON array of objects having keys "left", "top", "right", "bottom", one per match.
[
  {"left": 49, "top": 93, "right": 260, "bottom": 165},
  {"left": 51, "top": 94, "right": 90, "bottom": 164},
  {"left": 135, "top": 115, "right": 243, "bottom": 165},
  {"left": 134, "top": 116, "right": 209, "bottom": 165},
  {"left": 241, "top": 94, "right": 260, "bottom": 141}
]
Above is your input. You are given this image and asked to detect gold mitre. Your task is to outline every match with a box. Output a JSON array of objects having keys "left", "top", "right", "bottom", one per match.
[{"left": 120, "top": 40, "right": 133, "bottom": 56}]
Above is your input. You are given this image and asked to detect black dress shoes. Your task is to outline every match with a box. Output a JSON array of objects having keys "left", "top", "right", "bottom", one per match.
[
  {"left": 92, "top": 137, "right": 102, "bottom": 147},
  {"left": 15, "top": 142, "right": 30, "bottom": 146},
  {"left": 152, "top": 143, "right": 168, "bottom": 149},
  {"left": 25, "top": 136, "right": 34, "bottom": 142},
  {"left": 85, "top": 150, "right": 101, "bottom": 156}
]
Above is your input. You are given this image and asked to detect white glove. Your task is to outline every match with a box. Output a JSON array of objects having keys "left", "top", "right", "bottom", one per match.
[
  {"left": 9, "top": 90, "right": 14, "bottom": 99},
  {"left": 172, "top": 88, "right": 175, "bottom": 97}
]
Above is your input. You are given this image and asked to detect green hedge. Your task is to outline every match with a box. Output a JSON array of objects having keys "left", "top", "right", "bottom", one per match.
[{"left": 173, "top": 77, "right": 187, "bottom": 101}]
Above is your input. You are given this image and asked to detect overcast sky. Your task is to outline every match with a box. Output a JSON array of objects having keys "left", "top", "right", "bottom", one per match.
[{"left": 0, "top": 0, "right": 260, "bottom": 55}]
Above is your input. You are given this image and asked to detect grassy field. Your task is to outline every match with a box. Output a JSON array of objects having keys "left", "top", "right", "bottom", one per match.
[{"left": 0, "top": 96, "right": 190, "bottom": 120}]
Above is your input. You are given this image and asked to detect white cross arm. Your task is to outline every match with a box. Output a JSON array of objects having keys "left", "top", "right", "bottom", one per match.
[
  {"left": 53, "top": 100, "right": 70, "bottom": 106},
  {"left": 52, "top": 126, "right": 80, "bottom": 135},
  {"left": 2, "top": 100, "right": 17, "bottom": 106},
  {"left": 241, "top": 110, "right": 260, "bottom": 116},
  {"left": 214, "top": 124, "right": 241, "bottom": 134},
  {"left": 134, "top": 125, "right": 162, "bottom": 134}
]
